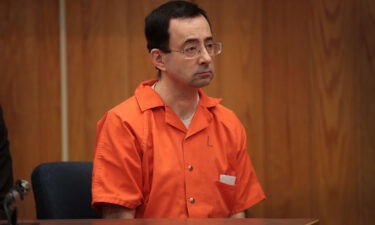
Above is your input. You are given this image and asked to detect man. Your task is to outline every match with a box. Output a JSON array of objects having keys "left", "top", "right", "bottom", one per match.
[
  {"left": 92, "top": 1, "right": 265, "bottom": 218},
  {"left": 0, "top": 106, "right": 13, "bottom": 219}
]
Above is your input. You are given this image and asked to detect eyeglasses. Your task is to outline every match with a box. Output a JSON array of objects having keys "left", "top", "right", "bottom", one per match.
[{"left": 167, "top": 42, "right": 222, "bottom": 59}]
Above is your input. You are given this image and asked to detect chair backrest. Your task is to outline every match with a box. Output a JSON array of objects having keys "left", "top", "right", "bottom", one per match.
[{"left": 31, "top": 161, "right": 101, "bottom": 219}]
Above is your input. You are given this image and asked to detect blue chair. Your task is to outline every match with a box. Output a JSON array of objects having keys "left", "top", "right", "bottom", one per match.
[{"left": 31, "top": 161, "right": 101, "bottom": 219}]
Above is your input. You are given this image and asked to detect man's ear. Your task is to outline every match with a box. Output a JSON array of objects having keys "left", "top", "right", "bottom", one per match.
[{"left": 150, "top": 49, "right": 166, "bottom": 72}]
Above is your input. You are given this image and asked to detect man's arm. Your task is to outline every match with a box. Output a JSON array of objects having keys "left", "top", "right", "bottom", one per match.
[
  {"left": 102, "top": 202, "right": 244, "bottom": 219},
  {"left": 230, "top": 211, "right": 246, "bottom": 218},
  {"left": 102, "top": 203, "right": 135, "bottom": 219}
]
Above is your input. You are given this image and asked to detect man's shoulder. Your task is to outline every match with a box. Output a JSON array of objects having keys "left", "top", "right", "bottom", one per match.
[
  {"left": 212, "top": 103, "right": 238, "bottom": 119},
  {"left": 209, "top": 103, "right": 247, "bottom": 146},
  {"left": 211, "top": 103, "right": 243, "bottom": 128},
  {"left": 105, "top": 96, "right": 142, "bottom": 122}
]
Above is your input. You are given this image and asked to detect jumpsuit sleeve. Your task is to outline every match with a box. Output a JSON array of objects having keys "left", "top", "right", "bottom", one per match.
[
  {"left": 92, "top": 111, "right": 143, "bottom": 211},
  {"left": 231, "top": 121, "right": 266, "bottom": 215}
]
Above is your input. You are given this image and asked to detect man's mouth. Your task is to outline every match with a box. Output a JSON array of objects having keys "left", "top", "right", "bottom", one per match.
[{"left": 195, "top": 71, "right": 212, "bottom": 76}]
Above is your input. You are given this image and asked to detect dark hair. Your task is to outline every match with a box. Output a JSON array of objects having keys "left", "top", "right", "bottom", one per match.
[{"left": 145, "top": 1, "right": 211, "bottom": 53}]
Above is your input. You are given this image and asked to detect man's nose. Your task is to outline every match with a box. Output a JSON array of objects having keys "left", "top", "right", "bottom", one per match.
[{"left": 198, "top": 47, "right": 212, "bottom": 64}]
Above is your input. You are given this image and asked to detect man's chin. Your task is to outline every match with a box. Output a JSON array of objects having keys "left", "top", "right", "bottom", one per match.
[{"left": 191, "top": 77, "right": 213, "bottom": 88}]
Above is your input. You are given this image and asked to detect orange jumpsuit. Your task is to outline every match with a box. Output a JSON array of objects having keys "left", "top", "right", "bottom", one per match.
[{"left": 92, "top": 80, "right": 265, "bottom": 218}]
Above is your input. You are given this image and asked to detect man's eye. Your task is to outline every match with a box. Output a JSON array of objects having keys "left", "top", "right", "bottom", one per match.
[
  {"left": 206, "top": 43, "right": 214, "bottom": 49},
  {"left": 184, "top": 46, "right": 198, "bottom": 53}
]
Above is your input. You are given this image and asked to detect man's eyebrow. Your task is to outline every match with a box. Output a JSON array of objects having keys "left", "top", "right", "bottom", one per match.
[
  {"left": 183, "top": 38, "right": 199, "bottom": 44},
  {"left": 183, "top": 36, "right": 214, "bottom": 44},
  {"left": 205, "top": 37, "right": 213, "bottom": 41}
]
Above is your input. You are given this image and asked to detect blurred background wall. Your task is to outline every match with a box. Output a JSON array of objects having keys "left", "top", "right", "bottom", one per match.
[{"left": 0, "top": 0, "right": 374, "bottom": 224}]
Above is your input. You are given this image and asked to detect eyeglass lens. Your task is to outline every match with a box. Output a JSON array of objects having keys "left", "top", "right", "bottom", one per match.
[{"left": 184, "top": 42, "right": 221, "bottom": 58}]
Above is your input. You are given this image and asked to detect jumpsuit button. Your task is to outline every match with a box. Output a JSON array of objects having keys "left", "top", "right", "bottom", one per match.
[
  {"left": 188, "top": 197, "right": 195, "bottom": 204},
  {"left": 187, "top": 165, "right": 193, "bottom": 171}
]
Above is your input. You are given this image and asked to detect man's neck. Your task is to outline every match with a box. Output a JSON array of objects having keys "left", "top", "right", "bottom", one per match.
[{"left": 154, "top": 78, "right": 199, "bottom": 120}]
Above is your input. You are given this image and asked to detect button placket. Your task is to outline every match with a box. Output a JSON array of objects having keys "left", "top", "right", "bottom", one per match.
[{"left": 183, "top": 137, "right": 199, "bottom": 214}]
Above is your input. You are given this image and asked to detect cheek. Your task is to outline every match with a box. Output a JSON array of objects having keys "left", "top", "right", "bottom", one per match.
[
  {"left": 165, "top": 56, "right": 182, "bottom": 71},
  {"left": 167, "top": 59, "right": 195, "bottom": 74}
]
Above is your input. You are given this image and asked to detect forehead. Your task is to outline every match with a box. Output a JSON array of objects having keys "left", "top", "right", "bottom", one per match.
[{"left": 168, "top": 15, "right": 212, "bottom": 46}]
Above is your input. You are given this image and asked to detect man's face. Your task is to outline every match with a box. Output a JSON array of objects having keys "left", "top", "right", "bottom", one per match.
[{"left": 163, "top": 15, "right": 215, "bottom": 88}]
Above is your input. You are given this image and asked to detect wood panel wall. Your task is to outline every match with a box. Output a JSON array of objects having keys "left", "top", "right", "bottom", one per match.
[
  {"left": 0, "top": 0, "right": 61, "bottom": 219},
  {"left": 310, "top": 0, "right": 360, "bottom": 224},
  {"left": 66, "top": 0, "right": 162, "bottom": 161},
  {"left": 0, "top": 0, "right": 374, "bottom": 224},
  {"left": 358, "top": 0, "right": 375, "bottom": 223}
]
